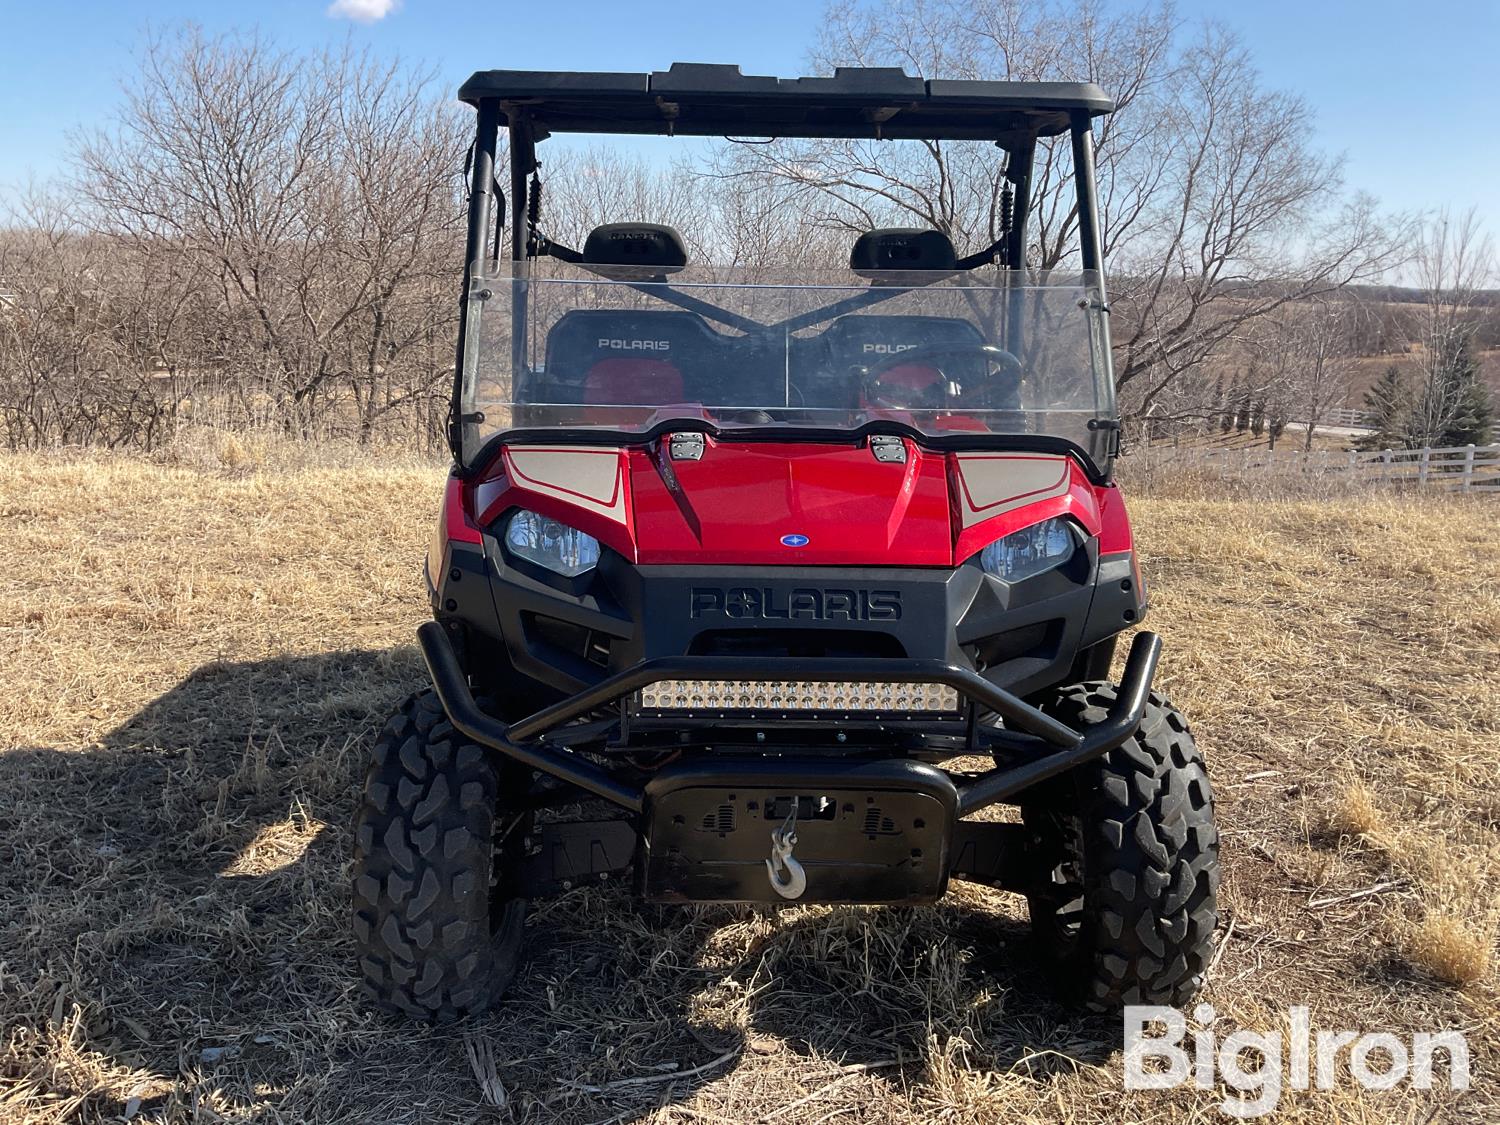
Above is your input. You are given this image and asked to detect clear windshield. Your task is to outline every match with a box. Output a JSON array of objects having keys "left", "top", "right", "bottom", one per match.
[{"left": 463, "top": 262, "right": 1113, "bottom": 458}]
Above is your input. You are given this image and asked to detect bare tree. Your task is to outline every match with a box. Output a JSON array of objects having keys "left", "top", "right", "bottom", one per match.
[
  {"left": 714, "top": 0, "right": 1175, "bottom": 260},
  {"left": 1254, "top": 297, "right": 1361, "bottom": 451},
  {"left": 1406, "top": 208, "right": 1495, "bottom": 447},
  {"left": 0, "top": 187, "right": 186, "bottom": 449},
  {"left": 0, "top": 10, "right": 1441, "bottom": 455},
  {"left": 530, "top": 147, "right": 710, "bottom": 258},
  {"left": 526, "top": 146, "right": 849, "bottom": 270},
  {"left": 72, "top": 28, "right": 467, "bottom": 444},
  {"left": 1110, "top": 31, "right": 1400, "bottom": 409},
  {"left": 714, "top": 0, "right": 1404, "bottom": 416}
]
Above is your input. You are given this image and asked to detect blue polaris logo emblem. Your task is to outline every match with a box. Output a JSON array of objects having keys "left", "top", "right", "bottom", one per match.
[{"left": 780, "top": 533, "right": 810, "bottom": 548}]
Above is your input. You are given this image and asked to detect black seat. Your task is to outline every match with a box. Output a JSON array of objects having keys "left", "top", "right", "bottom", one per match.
[
  {"left": 524, "top": 223, "right": 715, "bottom": 410},
  {"left": 795, "top": 314, "right": 988, "bottom": 410},
  {"left": 539, "top": 309, "right": 724, "bottom": 407},
  {"left": 792, "top": 229, "right": 982, "bottom": 409}
]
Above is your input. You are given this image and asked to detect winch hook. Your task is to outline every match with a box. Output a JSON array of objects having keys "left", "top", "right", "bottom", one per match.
[{"left": 765, "top": 811, "right": 807, "bottom": 901}]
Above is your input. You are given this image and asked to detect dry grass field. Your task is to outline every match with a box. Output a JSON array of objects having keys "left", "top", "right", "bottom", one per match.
[{"left": 1, "top": 439, "right": 1498, "bottom": 1123}]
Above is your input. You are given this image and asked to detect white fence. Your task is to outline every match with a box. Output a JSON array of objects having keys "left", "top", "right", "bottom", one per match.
[
  {"left": 1140, "top": 442, "right": 1500, "bottom": 492},
  {"left": 1318, "top": 407, "right": 1376, "bottom": 430}
]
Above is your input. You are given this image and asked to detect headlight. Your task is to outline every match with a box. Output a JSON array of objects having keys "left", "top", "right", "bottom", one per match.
[
  {"left": 979, "top": 517, "right": 1078, "bottom": 582},
  {"left": 504, "top": 510, "right": 600, "bottom": 577}
]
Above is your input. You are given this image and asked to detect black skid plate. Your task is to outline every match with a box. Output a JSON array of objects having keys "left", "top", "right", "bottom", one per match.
[{"left": 640, "top": 758, "right": 957, "bottom": 904}]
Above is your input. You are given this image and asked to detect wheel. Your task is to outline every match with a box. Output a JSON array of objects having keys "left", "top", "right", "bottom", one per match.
[
  {"left": 351, "top": 690, "right": 529, "bottom": 1020},
  {"left": 1020, "top": 683, "right": 1219, "bottom": 1010}
]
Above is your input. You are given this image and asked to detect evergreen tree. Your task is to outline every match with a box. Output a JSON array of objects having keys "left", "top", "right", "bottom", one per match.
[
  {"left": 1357, "top": 365, "right": 1413, "bottom": 451},
  {"left": 1210, "top": 375, "right": 1226, "bottom": 434},
  {"left": 1435, "top": 335, "right": 1493, "bottom": 447},
  {"left": 1446, "top": 379, "right": 1494, "bottom": 447},
  {"left": 1268, "top": 406, "right": 1287, "bottom": 450},
  {"left": 1234, "top": 389, "right": 1251, "bottom": 433},
  {"left": 1232, "top": 365, "right": 1254, "bottom": 433}
]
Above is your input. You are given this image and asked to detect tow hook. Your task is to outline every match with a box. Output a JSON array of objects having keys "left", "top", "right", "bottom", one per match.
[{"left": 765, "top": 811, "right": 807, "bottom": 900}]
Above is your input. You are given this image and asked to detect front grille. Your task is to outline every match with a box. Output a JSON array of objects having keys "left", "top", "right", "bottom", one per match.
[{"left": 636, "top": 680, "right": 960, "bottom": 713}]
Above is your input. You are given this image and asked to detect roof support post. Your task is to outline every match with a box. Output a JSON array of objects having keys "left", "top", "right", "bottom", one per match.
[
  {"left": 1002, "top": 136, "right": 1036, "bottom": 273},
  {"left": 508, "top": 115, "right": 538, "bottom": 421},
  {"left": 1070, "top": 112, "right": 1119, "bottom": 472},
  {"left": 1069, "top": 113, "right": 1106, "bottom": 298},
  {"left": 451, "top": 98, "right": 501, "bottom": 465},
  {"left": 509, "top": 116, "right": 535, "bottom": 262},
  {"left": 1002, "top": 135, "right": 1037, "bottom": 365}
]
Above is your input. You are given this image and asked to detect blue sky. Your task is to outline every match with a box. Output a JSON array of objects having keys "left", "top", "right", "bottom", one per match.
[{"left": 1, "top": 0, "right": 1495, "bottom": 230}]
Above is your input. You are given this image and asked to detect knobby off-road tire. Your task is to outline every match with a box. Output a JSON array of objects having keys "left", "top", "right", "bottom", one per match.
[
  {"left": 352, "top": 691, "right": 529, "bottom": 1021},
  {"left": 1021, "top": 683, "right": 1219, "bottom": 1010}
]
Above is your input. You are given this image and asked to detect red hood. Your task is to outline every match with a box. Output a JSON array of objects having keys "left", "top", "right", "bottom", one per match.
[
  {"left": 472, "top": 437, "right": 1106, "bottom": 567},
  {"left": 628, "top": 441, "right": 952, "bottom": 565}
]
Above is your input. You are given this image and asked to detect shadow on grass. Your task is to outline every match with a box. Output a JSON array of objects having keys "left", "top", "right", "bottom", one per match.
[{"left": 0, "top": 651, "right": 1122, "bottom": 1124}]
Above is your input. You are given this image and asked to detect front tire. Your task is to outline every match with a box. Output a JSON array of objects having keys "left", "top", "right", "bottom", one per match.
[
  {"left": 1021, "top": 683, "right": 1219, "bottom": 1010},
  {"left": 351, "top": 691, "right": 528, "bottom": 1021}
]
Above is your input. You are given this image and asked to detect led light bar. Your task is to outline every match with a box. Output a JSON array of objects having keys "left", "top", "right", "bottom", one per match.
[{"left": 637, "top": 680, "right": 960, "bottom": 713}]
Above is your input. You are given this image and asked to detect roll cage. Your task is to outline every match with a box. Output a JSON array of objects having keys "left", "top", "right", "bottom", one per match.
[{"left": 449, "top": 63, "right": 1118, "bottom": 473}]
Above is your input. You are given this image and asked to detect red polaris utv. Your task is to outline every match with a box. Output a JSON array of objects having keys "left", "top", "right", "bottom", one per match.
[{"left": 352, "top": 63, "right": 1219, "bottom": 1021}]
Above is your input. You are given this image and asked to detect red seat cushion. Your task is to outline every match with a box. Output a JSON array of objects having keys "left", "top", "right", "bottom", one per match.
[
  {"left": 930, "top": 413, "right": 990, "bottom": 432},
  {"left": 861, "top": 363, "right": 945, "bottom": 410},
  {"left": 877, "top": 363, "right": 943, "bottom": 391},
  {"left": 583, "top": 358, "right": 684, "bottom": 406}
]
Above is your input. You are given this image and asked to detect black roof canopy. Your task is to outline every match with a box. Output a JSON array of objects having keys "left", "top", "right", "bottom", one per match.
[{"left": 458, "top": 63, "right": 1113, "bottom": 143}]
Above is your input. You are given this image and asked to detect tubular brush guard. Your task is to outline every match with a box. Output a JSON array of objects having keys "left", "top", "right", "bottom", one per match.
[{"left": 415, "top": 620, "right": 1162, "bottom": 818}]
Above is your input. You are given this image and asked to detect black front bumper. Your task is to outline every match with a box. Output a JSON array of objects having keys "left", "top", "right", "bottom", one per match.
[
  {"left": 642, "top": 757, "right": 958, "bottom": 904},
  {"left": 417, "top": 621, "right": 1161, "bottom": 902}
]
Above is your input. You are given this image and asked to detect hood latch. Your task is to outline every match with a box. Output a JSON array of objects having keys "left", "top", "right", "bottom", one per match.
[
  {"left": 869, "top": 434, "right": 907, "bottom": 463},
  {"left": 667, "top": 433, "right": 705, "bottom": 461}
]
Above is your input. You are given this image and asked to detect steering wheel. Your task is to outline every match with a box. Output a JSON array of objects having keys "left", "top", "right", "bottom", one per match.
[{"left": 860, "top": 343, "right": 1024, "bottom": 410}]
